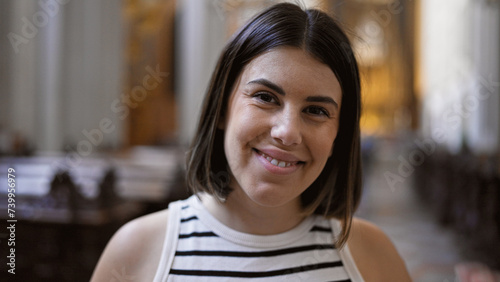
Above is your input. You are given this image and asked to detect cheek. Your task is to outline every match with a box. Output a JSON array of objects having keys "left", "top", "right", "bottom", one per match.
[
  {"left": 228, "top": 107, "right": 263, "bottom": 143},
  {"left": 314, "top": 129, "right": 338, "bottom": 161},
  {"left": 316, "top": 141, "right": 333, "bottom": 162}
]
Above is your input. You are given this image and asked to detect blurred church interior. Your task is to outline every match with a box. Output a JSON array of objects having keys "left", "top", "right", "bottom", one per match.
[{"left": 0, "top": 0, "right": 499, "bottom": 281}]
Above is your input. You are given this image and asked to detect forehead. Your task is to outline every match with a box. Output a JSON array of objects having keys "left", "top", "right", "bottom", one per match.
[{"left": 239, "top": 47, "right": 342, "bottom": 99}]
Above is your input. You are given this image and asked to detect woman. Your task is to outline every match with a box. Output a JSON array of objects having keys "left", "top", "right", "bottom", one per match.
[{"left": 92, "top": 3, "right": 411, "bottom": 281}]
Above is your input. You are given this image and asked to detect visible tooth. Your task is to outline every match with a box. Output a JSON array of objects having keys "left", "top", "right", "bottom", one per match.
[
  {"left": 278, "top": 161, "right": 286, "bottom": 167},
  {"left": 286, "top": 163, "right": 291, "bottom": 167},
  {"left": 266, "top": 157, "right": 273, "bottom": 162},
  {"left": 271, "top": 159, "right": 279, "bottom": 166}
]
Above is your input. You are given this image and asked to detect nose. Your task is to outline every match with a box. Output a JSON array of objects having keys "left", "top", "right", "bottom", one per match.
[{"left": 270, "top": 108, "right": 302, "bottom": 146}]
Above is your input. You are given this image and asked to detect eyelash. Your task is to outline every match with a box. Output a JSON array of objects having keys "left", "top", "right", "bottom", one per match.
[
  {"left": 254, "top": 92, "right": 278, "bottom": 104},
  {"left": 253, "top": 92, "right": 331, "bottom": 118},
  {"left": 305, "top": 106, "right": 330, "bottom": 117}
]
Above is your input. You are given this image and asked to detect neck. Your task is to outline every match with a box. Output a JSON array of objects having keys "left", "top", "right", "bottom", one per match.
[{"left": 201, "top": 191, "right": 305, "bottom": 235}]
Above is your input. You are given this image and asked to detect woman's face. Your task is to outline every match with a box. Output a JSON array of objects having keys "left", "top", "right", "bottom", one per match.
[{"left": 221, "top": 47, "right": 342, "bottom": 210}]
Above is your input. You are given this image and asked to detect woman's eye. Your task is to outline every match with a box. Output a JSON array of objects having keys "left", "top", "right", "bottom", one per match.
[
  {"left": 254, "top": 92, "right": 277, "bottom": 104},
  {"left": 305, "top": 106, "right": 330, "bottom": 117}
]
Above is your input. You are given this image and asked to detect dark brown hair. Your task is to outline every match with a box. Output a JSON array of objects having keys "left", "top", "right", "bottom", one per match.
[{"left": 186, "top": 3, "right": 362, "bottom": 247}]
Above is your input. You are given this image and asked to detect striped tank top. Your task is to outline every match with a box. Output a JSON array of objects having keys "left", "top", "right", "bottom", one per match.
[{"left": 153, "top": 195, "right": 364, "bottom": 281}]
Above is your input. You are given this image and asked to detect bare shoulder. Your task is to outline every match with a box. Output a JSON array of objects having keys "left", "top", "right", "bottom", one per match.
[
  {"left": 347, "top": 217, "right": 411, "bottom": 282},
  {"left": 90, "top": 208, "right": 169, "bottom": 282}
]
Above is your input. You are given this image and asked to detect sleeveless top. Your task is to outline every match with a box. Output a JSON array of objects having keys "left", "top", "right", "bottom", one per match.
[{"left": 153, "top": 195, "right": 364, "bottom": 282}]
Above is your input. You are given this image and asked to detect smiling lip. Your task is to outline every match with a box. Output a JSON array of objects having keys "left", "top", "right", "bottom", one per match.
[{"left": 254, "top": 148, "right": 304, "bottom": 175}]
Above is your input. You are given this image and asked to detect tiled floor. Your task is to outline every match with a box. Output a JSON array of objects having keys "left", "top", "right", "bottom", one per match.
[{"left": 356, "top": 139, "right": 463, "bottom": 281}]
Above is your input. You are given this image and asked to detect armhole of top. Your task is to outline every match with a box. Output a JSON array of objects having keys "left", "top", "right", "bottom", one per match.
[
  {"left": 330, "top": 218, "right": 365, "bottom": 282},
  {"left": 153, "top": 200, "right": 182, "bottom": 282}
]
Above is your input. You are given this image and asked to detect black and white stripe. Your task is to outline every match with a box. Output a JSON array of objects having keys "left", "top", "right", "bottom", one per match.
[{"left": 167, "top": 197, "right": 352, "bottom": 281}]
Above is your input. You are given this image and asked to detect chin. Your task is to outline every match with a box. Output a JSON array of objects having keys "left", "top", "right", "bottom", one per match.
[{"left": 245, "top": 186, "right": 298, "bottom": 208}]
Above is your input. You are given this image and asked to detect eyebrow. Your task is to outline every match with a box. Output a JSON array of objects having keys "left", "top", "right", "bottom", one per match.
[
  {"left": 306, "top": 96, "right": 339, "bottom": 109},
  {"left": 247, "top": 78, "right": 339, "bottom": 109},
  {"left": 248, "top": 78, "right": 285, "bottom": 95}
]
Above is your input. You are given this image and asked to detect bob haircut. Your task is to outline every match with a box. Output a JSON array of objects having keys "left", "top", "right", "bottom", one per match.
[{"left": 186, "top": 2, "right": 362, "bottom": 247}]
